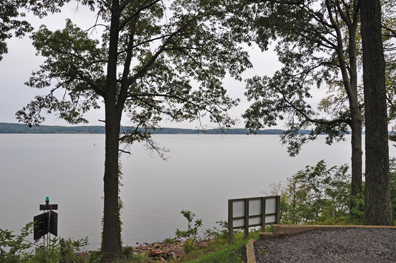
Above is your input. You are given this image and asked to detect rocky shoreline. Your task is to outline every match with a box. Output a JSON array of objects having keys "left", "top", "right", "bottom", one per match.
[{"left": 132, "top": 239, "right": 213, "bottom": 261}]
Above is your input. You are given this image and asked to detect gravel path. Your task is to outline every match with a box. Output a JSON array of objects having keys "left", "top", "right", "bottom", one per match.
[{"left": 254, "top": 228, "right": 396, "bottom": 262}]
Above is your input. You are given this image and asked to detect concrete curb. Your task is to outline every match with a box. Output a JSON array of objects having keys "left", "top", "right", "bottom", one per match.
[
  {"left": 260, "top": 224, "right": 396, "bottom": 239},
  {"left": 246, "top": 239, "right": 256, "bottom": 263}
]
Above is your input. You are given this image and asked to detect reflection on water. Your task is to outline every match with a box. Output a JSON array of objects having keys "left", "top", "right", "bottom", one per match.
[{"left": 1, "top": 134, "right": 393, "bottom": 250}]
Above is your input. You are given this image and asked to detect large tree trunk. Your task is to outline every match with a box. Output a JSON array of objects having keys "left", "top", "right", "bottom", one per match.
[
  {"left": 102, "top": 0, "right": 123, "bottom": 259},
  {"left": 361, "top": 0, "right": 393, "bottom": 225},
  {"left": 102, "top": 107, "right": 122, "bottom": 258}
]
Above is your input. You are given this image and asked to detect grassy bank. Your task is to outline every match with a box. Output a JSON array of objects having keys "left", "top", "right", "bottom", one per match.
[{"left": 0, "top": 221, "right": 259, "bottom": 263}]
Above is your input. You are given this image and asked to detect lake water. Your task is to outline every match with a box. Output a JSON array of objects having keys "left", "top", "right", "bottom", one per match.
[{"left": 1, "top": 134, "right": 395, "bottom": 250}]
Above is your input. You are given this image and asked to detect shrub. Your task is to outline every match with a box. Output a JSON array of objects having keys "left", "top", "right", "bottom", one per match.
[
  {"left": 279, "top": 160, "right": 351, "bottom": 224},
  {"left": 0, "top": 222, "right": 88, "bottom": 263},
  {"left": 176, "top": 210, "right": 203, "bottom": 254},
  {"left": 204, "top": 220, "right": 229, "bottom": 242},
  {"left": 0, "top": 222, "right": 34, "bottom": 262}
]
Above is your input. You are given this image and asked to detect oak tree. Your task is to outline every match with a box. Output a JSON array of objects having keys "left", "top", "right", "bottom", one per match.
[
  {"left": 241, "top": 0, "right": 363, "bottom": 199},
  {"left": 16, "top": 0, "right": 251, "bottom": 259}
]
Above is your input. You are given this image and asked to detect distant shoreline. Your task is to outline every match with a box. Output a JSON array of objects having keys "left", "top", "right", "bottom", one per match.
[
  {"left": 0, "top": 122, "right": 289, "bottom": 135},
  {"left": 0, "top": 122, "right": 357, "bottom": 135}
]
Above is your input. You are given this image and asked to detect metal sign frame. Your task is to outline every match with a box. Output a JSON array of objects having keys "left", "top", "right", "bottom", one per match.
[{"left": 228, "top": 196, "right": 280, "bottom": 243}]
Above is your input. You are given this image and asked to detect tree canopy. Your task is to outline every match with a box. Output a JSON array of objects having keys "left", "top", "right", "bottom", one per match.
[
  {"left": 1, "top": 0, "right": 32, "bottom": 60},
  {"left": 0, "top": 0, "right": 71, "bottom": 61}
]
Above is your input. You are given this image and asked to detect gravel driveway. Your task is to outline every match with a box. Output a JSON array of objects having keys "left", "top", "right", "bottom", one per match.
[{"left": 254, "top": 227, "right": 396, "bottom": 262}]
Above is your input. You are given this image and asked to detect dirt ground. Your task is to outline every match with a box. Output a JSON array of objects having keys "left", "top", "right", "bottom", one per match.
[{"left": 254, "top": 227, "right": 396, "bottom": 262}]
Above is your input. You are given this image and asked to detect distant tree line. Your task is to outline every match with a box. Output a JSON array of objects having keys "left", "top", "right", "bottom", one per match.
[
  {"left": 0, "top": 123, "right": 291, "bottom": 134},
  {"left": 0, "top": 123, "right": 106, "bottom": 133}
]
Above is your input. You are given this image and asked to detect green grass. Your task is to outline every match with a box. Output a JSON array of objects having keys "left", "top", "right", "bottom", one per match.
[
  {"left": 182, "top": 239, "right": 247, "bottom": 263},
  {"left": 181, "top": 230, "right": 259, "bottom": 263}
]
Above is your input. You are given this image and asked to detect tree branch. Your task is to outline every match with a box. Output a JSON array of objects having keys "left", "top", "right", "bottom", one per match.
[{"left": 118, "top": 0, "right": 162, "bottom": 31}]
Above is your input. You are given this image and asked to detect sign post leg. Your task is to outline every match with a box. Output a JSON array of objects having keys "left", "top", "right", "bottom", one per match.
[
  {"left": 244, "top": 199, "right": 249, "bottom": 239},
  {"left": 228, "top": 200, "right": 233, "bottom": 244}
]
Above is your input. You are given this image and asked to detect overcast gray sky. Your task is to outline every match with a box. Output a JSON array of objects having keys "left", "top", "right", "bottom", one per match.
[{"left": 0, "top": 2, "right": 319, "bottom": 129}]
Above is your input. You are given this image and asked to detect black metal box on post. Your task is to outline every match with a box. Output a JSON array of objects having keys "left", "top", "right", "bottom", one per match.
[
  {"left": 33, "top": 212, "right": 48, "bottom": 240},
  {"left": 33, "top": 197, "right": 58, "bottom": 242}
]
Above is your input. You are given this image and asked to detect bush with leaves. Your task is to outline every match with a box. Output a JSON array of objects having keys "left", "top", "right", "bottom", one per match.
[
  {"left": 176, "top": 210, "right": 203, "bottom": 241},
  {"left": 32, "top": 236, "right": 88, "bottom": 263},
  {"left": 204, "top": 220, "right": 229, "bottom": 241},
  {"left": 0, "top": 222, "right": 89, "bottom": 263},
  {"left": 279, "top": 160, "right": 352, "bottom": 224},
  {"left": 176, "top": 210, "right": 203, "bottom": 254},
  {"left": 0, "top": 222, "right": 34, "bottom": 262}
]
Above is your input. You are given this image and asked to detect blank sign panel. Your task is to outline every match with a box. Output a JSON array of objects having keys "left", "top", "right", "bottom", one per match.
[
  {"left": 249, "top": 217, "right": 261, "bottom": 225},
  {"left": 233, "top": 219, "right": 245, "bottom": 228},
  {"left": 265, "top": 198, "right": 277, "bottom": 214},
  {"left": 249, "top": 199, "right": 261, "bottom": 216},
  {"left": 265, "top": 215, "right": 277, "bottom": 223},
  {"left": 233, "top": 201, "right": 245, "bottom": 217}
]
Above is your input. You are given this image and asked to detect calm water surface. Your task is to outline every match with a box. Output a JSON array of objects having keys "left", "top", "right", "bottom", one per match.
[{"left": 1, "top": 134, "right": 394, "bottom": 250}]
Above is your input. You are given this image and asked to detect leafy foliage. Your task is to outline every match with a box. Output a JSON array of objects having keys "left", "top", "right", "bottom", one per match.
[
  {"left": 0, "top": 222, "right": 34, "bottom": 262},
  {"left": 176, "top": 209, "right": 203, "bottom": 254},
  {"left": 0, "top": 222, "right": 88, "bottom": 263},
  {"left": 0, "top": 0, "right": 33, "bottom": 61},
  {"left": 16, "top": 0, "right": 251, "bottom": 131},
  {"left": 204, "top": 220, "right": 229, "bottom": 241},
  {"left": 33, "top": 236, "right": 89, "bottom": 263},
  {"left": 240, "top": 0, "right": 364, "bottom": 203},
  {"left": 0, "top": 0, "right": 71, "bottom": 61},
  {"left": 176, "top": 210, "right": 203, "bottom": 241},
  {"left": 242, "top": 0, "right": 362, "bottom": 155},
  {"left": 279, "top": 160, "right": 353, "bottom": 224},
  {"left": 269, "top": 158, "right": 396, "bottom": 224}
]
